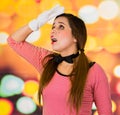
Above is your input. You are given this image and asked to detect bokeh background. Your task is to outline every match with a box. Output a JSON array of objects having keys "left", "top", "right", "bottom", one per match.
[{"left": 0, "top": 0, "right": 120, "bottom": 115}]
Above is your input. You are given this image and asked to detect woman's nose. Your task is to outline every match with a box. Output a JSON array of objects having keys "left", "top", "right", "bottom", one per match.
[
  {"left": 51, "top": 28, "right": 57, "bottom": 34},
  {"left": 51, "top": 30, "right": 55, "bottom": 37}
]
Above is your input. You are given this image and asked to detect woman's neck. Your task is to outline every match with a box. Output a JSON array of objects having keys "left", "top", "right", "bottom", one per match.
[{"left": 57, "top": 61, "right": 74, "bottom": 75}]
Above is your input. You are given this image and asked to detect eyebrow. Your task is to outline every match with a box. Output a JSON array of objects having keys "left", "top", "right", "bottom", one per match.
[{"left": 53, "top": 22, "right": 66, "bottom": 26}]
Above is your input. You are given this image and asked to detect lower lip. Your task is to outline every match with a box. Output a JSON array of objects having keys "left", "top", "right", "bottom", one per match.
[
  {"left": 51, "top": 41, "right": 57, "bottom": 44},
  {"left": 51, "top": 42, "right": 55, "bottom": 44}
]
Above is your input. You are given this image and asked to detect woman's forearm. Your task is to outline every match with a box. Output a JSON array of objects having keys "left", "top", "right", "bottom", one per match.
[{"left": 10, "top": 24, "right": 33, "bottom": 42}]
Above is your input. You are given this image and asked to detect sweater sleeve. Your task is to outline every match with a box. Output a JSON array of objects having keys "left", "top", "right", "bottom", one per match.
[
  {"left": 7, "top": 37, "right": 51, "bottom": 72},
  {"left": 91, "top": 63, "right": 112, "bottom": 115}
]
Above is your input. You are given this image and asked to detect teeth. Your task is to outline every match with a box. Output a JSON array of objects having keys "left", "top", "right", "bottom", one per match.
[{"left": 52, "top": 38, "right": 57, "bottom": 42}]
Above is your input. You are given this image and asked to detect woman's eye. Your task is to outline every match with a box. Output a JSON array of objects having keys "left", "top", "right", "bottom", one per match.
[
  {"left": 59, "top": 25, "right": 64, "bottom": 29},
  {"left": 52, "top": 26, "right": 55, "bottom": 30}
]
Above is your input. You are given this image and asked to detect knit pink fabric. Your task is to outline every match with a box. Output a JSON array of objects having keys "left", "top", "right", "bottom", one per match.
[{"left": 7, "top": 37, "right": 112, "bottom": 115}]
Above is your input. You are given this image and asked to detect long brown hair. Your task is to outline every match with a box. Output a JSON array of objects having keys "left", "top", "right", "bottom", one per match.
[{"left": 38, "top": 13, "right": 90, "bottom": 113}]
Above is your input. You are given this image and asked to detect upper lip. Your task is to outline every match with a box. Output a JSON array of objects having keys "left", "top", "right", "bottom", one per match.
[{"left": 51, "top": 35, "right": 54, "bottom": 38}]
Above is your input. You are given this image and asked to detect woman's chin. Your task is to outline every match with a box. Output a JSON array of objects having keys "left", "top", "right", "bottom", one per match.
[{"left": 52, "top": 47, "right": 60, "bottom": 53}]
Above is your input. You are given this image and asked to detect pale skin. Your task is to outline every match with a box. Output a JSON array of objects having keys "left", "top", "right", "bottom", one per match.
[
  {"left": 10, "top": 17, "right": 78, "bottom": 75},
  {"left": 50, "top": 17, "right": 78, "bottom": 75}
]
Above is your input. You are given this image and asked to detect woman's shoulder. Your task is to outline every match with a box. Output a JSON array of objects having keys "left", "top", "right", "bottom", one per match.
[
  {"left": 89, "top": 61, "right": 96, "bottom": 68},
  {"left": 89, "top": 62, "right": 104, "bottom": 72},
  {"left": 87, "top": 62, "right": 108, "bottom": 82}
]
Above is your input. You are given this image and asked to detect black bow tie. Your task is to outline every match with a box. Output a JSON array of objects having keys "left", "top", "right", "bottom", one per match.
[{"left": 53, "top": 52, "right": 79, "bottom": 64}]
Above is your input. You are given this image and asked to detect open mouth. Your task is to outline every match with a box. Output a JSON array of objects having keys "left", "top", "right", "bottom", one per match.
[{"left": 51, "top": 38, "right": 57, "bottom": 43}]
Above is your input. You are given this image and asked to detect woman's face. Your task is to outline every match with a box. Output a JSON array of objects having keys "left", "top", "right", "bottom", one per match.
[{"left": 50, "top": 16, "right": 77, "bottom": 56}]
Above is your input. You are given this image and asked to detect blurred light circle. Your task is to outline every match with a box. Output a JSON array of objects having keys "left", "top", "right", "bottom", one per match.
[
  {"left": 0, "top": 0, "right": 11, "bottom": 10},
  {"left": 93, "top": 111, "right": 98, "bottom": 115},
  {"left": 92, "top": 102, "right": 96, "bottom": 110},
  {"left": 0, "top": 0, "right": 16, "bottom": 16},
  {"left": 26, "top": 30, "right": 41, "bottom": 43},
  {"left": 32, "top": 91, "right": 39, "bottom": 105},
  {"left": 85, "top": 35, "right": 98, "bottom": 51},
  {"left": 39, "top": 0, "right": 61, "bottom": 11},
  {"left": 0, "top": 74, "right": 24, "bottom": 97},
  {"left": 98, "top": 0, "right": 119, "bottom": 20},
  {"left": 111, "top": 100, "right": 117, "bottom": 113},
  {"left": 23, "top": 80, "right": 39, "bottom": 97},
  {"left": 16, "top": 96, "right": 37, "bottom": 114},
  {"left": 78, "top": 5, "right": 99, "bottom": 24},
  {"left": 0, "top": 32, "right": 9, "bottom": 44},
  {"left": 0, "top": 98, "right": 13, "bottom": 115},
  {"left": 15, "top": 0, "right": 39, "bottom": 18},
  {"left": 102, "top": 32, "right": 120, "bottom": 53},
  {"left": 114, "top": 65, "right": 120, "bottom": 78}
]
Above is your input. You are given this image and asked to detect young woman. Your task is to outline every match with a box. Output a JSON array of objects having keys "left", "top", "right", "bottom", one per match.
[{"left": 7, "top": 5, "right": 112, "bottom": 115}]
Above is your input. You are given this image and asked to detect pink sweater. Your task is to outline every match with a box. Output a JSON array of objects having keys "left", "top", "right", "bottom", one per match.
[{"left": 7, "top": 37, "right": 112, "bottom": 115}]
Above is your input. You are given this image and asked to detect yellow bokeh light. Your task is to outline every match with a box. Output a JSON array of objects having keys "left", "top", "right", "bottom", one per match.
[
  {"left": 102, "top": 32, "right": 120, "bottom": 53},
  {"left": 0, "top": 0, "right": 16, "bottom": 16},
  {"left": 111, "top": 100, "right": 117, "bottom": 113},
  {"left": 103, "top": 32, "right": 120, "bottom": 46},
  {"left": 15, "top": 0, "right": 39, "bottom": 18},
  {"left": 85, "top": 35, "right": 98, "bottom": 51},
  {"left": 35, "top": 24, "right": 52, "bottom": 50},
  {"left": 93, "top": 111, "right": 98, "bottom": 115},
  {"left": 0, "top": 99, "right": 13, "bottom": 115},
  {"left": 39, "top": 0, "right": 62, "bottom": 11},
  {"left": 0, "top": 0, "right": 11, "bottom": 10},
  {"left": 23, "top": 80, "right": 39, "bottom": 97}
]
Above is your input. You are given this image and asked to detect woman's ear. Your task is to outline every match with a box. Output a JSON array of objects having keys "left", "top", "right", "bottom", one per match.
[{"left": 73, "top": 38, "right": 77, "bottom": 43}]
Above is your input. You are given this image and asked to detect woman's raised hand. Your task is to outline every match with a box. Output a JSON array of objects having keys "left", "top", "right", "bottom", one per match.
[{"left": 28, "top": 4, "right": 64, "bottom": 31}]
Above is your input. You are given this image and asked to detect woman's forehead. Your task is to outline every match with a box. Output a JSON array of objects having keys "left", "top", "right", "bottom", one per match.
[{"left": 53, "top": 17, "right": 69, "bottom": 25}]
